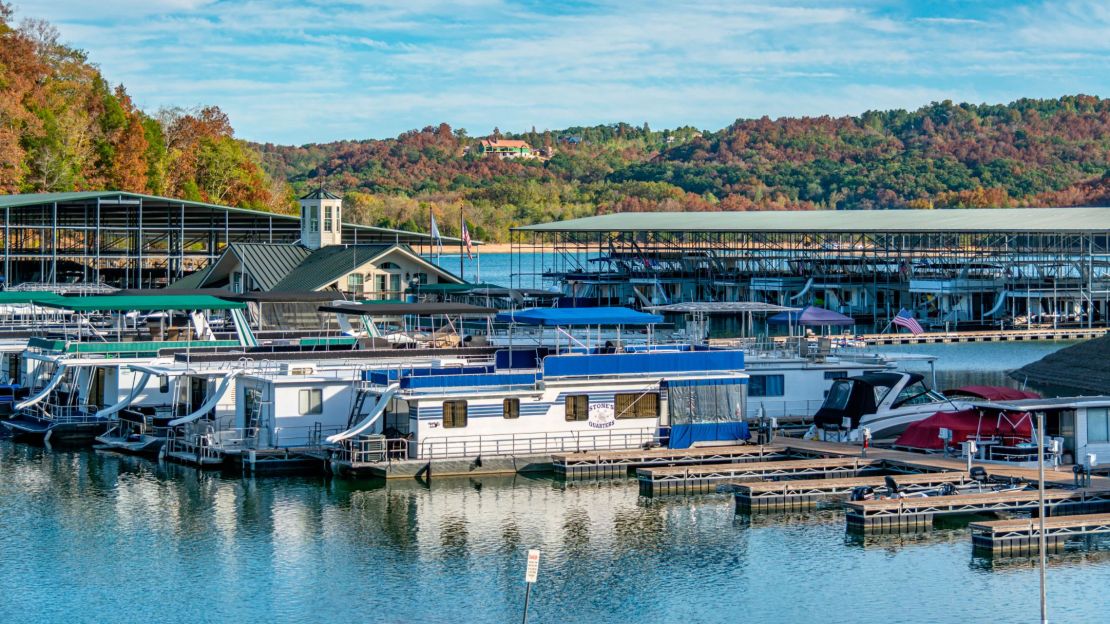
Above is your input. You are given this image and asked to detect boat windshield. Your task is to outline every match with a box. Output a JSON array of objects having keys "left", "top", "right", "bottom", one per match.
[
  {"left": 891, "top": 381, "right": 946, "bottom": 407},
  {"left": 824, "top": 380, "right": 853, "bottom": 411}
]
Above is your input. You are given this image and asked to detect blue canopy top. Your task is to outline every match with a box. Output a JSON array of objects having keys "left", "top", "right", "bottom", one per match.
[
  {"left": 767, "top": 305, "right": 855, "bottom": 326},
  {"left": 495, "top": 307, "right": 664, "bottom": 326}
]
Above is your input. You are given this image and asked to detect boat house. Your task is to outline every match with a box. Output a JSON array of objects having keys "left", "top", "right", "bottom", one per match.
[{"left": 511, "top": 208, "right": 1110, "bottom": 330}]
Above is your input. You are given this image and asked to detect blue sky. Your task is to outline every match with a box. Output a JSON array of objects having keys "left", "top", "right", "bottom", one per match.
[{"left": 15, "top": 0, "right": 1110, "bottom": 145}]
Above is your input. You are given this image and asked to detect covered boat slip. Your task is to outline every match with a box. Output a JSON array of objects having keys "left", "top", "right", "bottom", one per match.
[
  {"left": 513, "top": 208, "right": 1110, "bottom": 329},
  {"left": 24, "top": 293, "right": 255, "bottom": 353}
]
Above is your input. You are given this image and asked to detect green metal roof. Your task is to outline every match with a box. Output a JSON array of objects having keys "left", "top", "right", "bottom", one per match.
[
  {"left": 226, "top": 243, "right": 312, "bottom": 291},
  {"left": 515, "top": 208, "right": 1110, "bottom": 234},
  {"left": 39, "top": 294, "right": 246, "bottom": 312},
  {"left": 0, "top": 291, "right": 67, "bottom": 305},
  {"left": 166, "top": 269, "right": 212, "bottom": 290},
  {"left": 271, "top": 245, "right": 395, "bottom": 291},
  {"left": 0, "top": 191, "right": 466, "bottom": 242}
]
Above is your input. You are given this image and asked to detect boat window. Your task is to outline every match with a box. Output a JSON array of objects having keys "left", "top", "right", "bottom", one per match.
[
  {"left": 748, "top": 375, "right": 785, "bottom": 397},
  {"left": 503, "top": 398, "right": 520, "bottom": 419},
  {"left": 565, "top": 395, "right": 589, "bottom": 421},
  {"left": 443, "top": 400, "right": 468, "bottom": 428},
  {"left": 891, "top": 382, "right": 944, "bottom": 407},
  {"left": 873, "top": 384, "right": 895, "bottom": 405},
  {"left": 159, "top": 375, "right": 170, "bottom": 394},
  {"left": 615, "top": 392, "right": 660, "bottom": 419},
  {"left": 1088, "top": 408, "right": 1110, "bottom": 443},
  {"left": 824, "top": 380, "right": 853, "bottom": 410},
  {"left": 299, "top": 389, "right": 322, "bottom": 415},
  {"left": 823, "top": 370, "right": 848, "bottom": 380}
]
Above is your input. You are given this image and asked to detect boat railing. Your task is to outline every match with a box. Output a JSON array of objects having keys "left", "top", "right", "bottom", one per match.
[
  {"left": 333, "top": 427, "right": 664, "bottom": 464},
  {"left": 746, "top": 399, "right": 825, "bottom": 422},
  {"left": 38, "top": 401, "right": 101, "bottom": 423}
]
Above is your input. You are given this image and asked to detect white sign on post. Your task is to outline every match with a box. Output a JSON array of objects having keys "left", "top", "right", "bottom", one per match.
[{"left": 525, "top": 549, "right": 541, "bottom": 583}]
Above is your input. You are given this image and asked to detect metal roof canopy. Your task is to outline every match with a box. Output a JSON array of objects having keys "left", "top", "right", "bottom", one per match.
[
  {"left": 41, "top": 294, "right": 246, "bottom": 312},
  {"left": 515, "top": 207, "right": 1110, "bottom": 234},
  {"left": 973, "top": 396, "right": 1110, "bottom": 411},
  {"left": 646, "top": 302, "right": 799, "bottom": 314},
  {"left": 319, "top": 302, "right": 498, "bottom": 316},
  {"left": 0, "top": 191, "right": 464, "bottom": 243}
]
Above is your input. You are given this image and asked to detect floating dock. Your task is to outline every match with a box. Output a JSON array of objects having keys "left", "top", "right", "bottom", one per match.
[
  {"left": 552, "top": 444, "right": 788, "bottom": 479},
  {"left": 637, "top": 457, "right": 890, "bottom": 497},
  {"left": 845, "top": 489, "right": 1110, "bottom": 535},
  {"left": 734, "top": 472, "right": 972, "bottom": 513},
  {"left": 856, "top": 327, "right": 1107, "bottom": 345},
  {"left": 971, "top": 513, "right": 1110, "bottom": 557}
]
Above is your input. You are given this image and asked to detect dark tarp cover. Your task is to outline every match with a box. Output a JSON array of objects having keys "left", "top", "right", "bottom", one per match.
[{"left": 495, "top": 307, "right": 663, "bottom": 326}]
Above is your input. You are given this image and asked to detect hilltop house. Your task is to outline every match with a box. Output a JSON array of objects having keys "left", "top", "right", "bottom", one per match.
[
  {"left": 476, "top": 139, "right": 535, "bottom": 159},
  {"left": 174, "top": 189, "right": 462, "bottom": 299}
]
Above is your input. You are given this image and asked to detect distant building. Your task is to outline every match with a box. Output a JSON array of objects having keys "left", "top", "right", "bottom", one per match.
[
  {"left": 476, "top": 139, "right": 535, "bottom": 159},
  {"left": 173, "top": 189, "right": 462, "bottom": 299}
]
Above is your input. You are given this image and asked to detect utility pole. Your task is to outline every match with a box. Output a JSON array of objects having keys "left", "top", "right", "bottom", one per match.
[{"left": 1037, "top": 410, "right": 1048, "bottom": 624}]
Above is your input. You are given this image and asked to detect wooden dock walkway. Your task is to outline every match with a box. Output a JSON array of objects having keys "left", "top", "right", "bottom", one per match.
[
  {"left": 856, "top": 326, "right": 1106, "bottom": 345},
  {"left": 970, "top": 513, "right": 1110, "bottom": 557},
  {"left": 637, "top": 457, "right": 891, "bottom": 497},
  {"left": 552, "top": 444, "right": 788, "bottom": 479},
  {"left": 845, "top": 488, "right": 1110, "bottom": 534},
  {"left": 734, "top": 472, "right": 972, "bottom": 513}
]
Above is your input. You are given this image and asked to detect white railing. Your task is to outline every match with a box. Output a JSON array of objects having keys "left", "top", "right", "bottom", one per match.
[
  {"left": 745, "top": 399, "right": 825, "bottom": 421},
  {"left": 335, "top": 427, "right": 667, "bottom": 464},
  {"left": 38, "top": 402, "right": 100, "bottom": 423}
]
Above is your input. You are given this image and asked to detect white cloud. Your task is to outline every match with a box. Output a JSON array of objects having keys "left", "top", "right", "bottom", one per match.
[{"left": 12, "top": 0, "right": 1109, "bottom": 144}]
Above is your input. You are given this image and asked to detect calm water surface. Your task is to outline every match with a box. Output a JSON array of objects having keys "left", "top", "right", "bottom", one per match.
[{"left": 3, "top": 341, "right": 1108, "bottom": 624}]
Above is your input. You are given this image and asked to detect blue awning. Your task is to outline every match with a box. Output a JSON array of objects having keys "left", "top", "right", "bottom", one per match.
[{"left": 494, "top": 307, "right": 663, "bottom": 326}]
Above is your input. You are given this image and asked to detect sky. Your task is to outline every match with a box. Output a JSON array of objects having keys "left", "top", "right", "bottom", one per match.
[{"left": 14, "top": 0, "right": 1110, "bottom": 145}]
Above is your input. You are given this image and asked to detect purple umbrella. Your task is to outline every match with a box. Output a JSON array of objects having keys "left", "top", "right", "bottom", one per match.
[{"left": 767, "top": 305, "right": 855, "bottom": 326}]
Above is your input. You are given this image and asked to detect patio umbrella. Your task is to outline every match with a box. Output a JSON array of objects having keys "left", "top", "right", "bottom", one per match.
[{"left": 767, "top": 305, "right": 855, "bottom": 326}]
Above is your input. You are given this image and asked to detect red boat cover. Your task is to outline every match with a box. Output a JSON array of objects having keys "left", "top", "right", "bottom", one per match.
[
  {"left": 943, "top": 386, "right": 1041, "bottom": 401},
  {"left": 895, "top": 409, "right": 1034, "bottom": 450}
]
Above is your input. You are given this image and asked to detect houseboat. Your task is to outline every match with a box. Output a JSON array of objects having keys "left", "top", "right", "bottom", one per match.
[
  {"left": 328, "top": 345, "right": 750, "bottom": 476},
  {"left": 3, "top": 294, "right": 253, "bottom": 443}
]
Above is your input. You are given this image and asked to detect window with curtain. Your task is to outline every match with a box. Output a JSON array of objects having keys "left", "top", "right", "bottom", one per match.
[
  {"left": 615, "top": 392, "right": 660, "bottom": 419},
  {"left": 748, "top": 374, "right": 785, "bottom": 397},
  {"left": 565, "top": 395, "right": 589, "bottom": 421},
  {"left": 443, "top": 400, "right": 468, "bottom": 428},
  {"left": 503, "top": 398, "right": 520, "bottom": 419},
  {"left": 1088, "top": 408, "right": 1110, "bottom": 443}
]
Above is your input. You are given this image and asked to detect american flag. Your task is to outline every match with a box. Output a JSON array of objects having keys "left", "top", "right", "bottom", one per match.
[
  {"left": 461, "top": 219, "right": 475, "bottom": 259},
  {"left": 892, "top": 308, "right": 924, "bottom": 335}
]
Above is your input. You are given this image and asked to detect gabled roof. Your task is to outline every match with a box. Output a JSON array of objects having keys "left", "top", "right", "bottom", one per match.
[
  {"left": 479, "top": 139, "right": 531, "bottom": 149},
  {"left": 270, "top": 245, "right": 393, "bottom": 291},
  {"left": 225, "top": 243, "right": 312, "bottom": 291},
  {"left": 300, "top": 188, "right": 341, "bottom": 200},
  {"left": 166, "top": 270, "right": 212, "bottom": 290}
]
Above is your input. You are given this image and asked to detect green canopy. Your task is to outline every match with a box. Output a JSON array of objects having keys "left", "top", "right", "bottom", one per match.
[
  {"left": 0, "top": 291, "right": 68, "bottom": 305},
  {"left": 40, "top": 294, "right": 246, "bottom": 312},
  {"left": 414, "top": 282, "right": 504, "bottom": 294}
]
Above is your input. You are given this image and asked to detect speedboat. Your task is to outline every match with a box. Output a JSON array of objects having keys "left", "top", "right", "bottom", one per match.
[{"left": 807, "top": 371, "right": 965, "bottom": 441}]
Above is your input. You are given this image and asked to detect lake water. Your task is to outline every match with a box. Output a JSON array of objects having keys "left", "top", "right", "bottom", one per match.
[{"left": 2, "top": 341, "right": 1106, "bottom": 623}]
